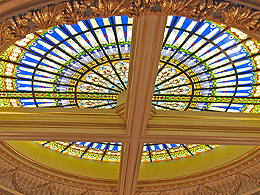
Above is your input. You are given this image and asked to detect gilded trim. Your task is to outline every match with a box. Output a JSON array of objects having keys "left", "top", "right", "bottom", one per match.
[
  {"left": 138, "top": 146, "right": 260, "bottom": 185},
  {"left": 0, "top": 141, "right": 118, "bottom": 187},
  {"left": 1, "top": 141, "right": 260, "bottom": 188}
]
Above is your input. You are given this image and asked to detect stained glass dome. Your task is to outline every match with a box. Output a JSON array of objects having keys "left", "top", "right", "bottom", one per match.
[{"left": 1, "top": 15, "right": 260, "bottom": 162}]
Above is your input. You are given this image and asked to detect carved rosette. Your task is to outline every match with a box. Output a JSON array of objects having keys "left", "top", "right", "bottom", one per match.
[{"left": 0, "top": 0, "right": 260, "bottom": 51}]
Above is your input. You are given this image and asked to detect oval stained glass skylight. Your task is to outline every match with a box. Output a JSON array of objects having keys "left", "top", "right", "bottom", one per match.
[{"left": 1, "top": 15, "right": 260, "bottom": 162}]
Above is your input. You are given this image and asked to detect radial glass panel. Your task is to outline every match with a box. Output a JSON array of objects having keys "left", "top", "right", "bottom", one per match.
[{"left": 154, "top": 16, "right": 260, "bottom": 113}]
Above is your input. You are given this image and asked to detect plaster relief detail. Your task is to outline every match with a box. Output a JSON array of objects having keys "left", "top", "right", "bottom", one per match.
[{"left": 0, "top": 143, "right": 259, "bottom": 194}]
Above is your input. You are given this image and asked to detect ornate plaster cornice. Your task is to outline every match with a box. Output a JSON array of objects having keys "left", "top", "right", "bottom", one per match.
[
  {"left": 0, "top": 0, "right": 260, "bottom": 51},
  {"left": 0, "top": 142, "right": 260, "bottom": 194},
  {"left": 136, "top": 148, "right": 260, "bottom": 194}
]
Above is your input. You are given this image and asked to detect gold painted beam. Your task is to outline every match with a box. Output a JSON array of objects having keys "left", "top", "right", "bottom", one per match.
[
  {"left": 0, "top": 107, "right": 128, "bottom": 141},
  {"left": 119, "top": 15, "right": 167, "bottom": 195},
  {"left": 144, "top": 110, "right": 260, "bottom": 145},
  {"left": 118, "top": 141, "right": 144, "bottom": 194},
  {"left": 1, "top": 107, "right": 260, "bottom": 144}
]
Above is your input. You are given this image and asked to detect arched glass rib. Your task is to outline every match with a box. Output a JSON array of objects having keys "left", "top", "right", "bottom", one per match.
[
  {"left": 85, "top": 20, "right": 127, "bottom": 90},
  {"left": 60, "top": 142, "right": 75, "bottom": 153},
  {"left": 8, "top": 47, "right": 122, "bottom": 94},
  {"left": 182, "top": 144, "right": 193, "bottom": 156},
  {"left": 158, "top": 26, "right": 230, "bottom": 75},
  {"left": 110, "top": 17, "right": 123, "bottom": 59},
  {"left": 157, "top": 19, "right": 230, "bottom": 75},
  {"left": 156, "top": 31, "right": 248, "bottom": 89},
  {"left": 147, "top": 144, "right": 153, "bottom": 162},
  {"left": 80, "top": 142, "right": 94, "bottom": 158},
  {"left": 155, "top": 68, "right": 260, "bottom": 94},
  {"left": 155, "top": 53, "right": 260, "bottom": 93},
  {"left": 158, "top": 19, "right": 205, "bottom": 74},
  {"left": 162, "top": 16, "right": 179, "bottom": 49},
  {"left": 157, "top": 37, "right": 249, "bottom": 89},
  {"left": 14, "top": 43, "right": 85, "bottom": 73},
  {"left": 33, "top": 32, "right": 124, "bottom": 91},
  {"left": 100, "top": 143, "right": 110, "bottom": 161},
  {"left": 163, "top": 144, "right": 173, "bottom": 160}
]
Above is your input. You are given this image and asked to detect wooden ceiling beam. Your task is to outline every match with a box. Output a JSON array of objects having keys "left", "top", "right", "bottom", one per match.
[
  {"left": 0, "top": 107, "right": 127, "bottom": 141},
  {"left": 118, "top": 141, "right": 144, "bottom": 195},
  {"left": 118, "top": 15, "right": 167, "bottom": 195},
  {"left": 1, "top": 106, "right": 260, "bottom": 144},
  {"left": 143, "top": 110, "right": 260, "bottom": 145}
]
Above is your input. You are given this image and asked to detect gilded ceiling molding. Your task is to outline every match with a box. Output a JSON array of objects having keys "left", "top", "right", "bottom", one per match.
[
  {"left": 135, "top": 172, "right": 260, "bottom": 194},
  {"left": 12, "top": 171, "right": 55, "bottom": 195},
  {"left": 196, "top": 174, "right": 242, "bottom": 195},
  {"left": 0, "top": 167, "right": 117, "bottom": 195},
  {"left": 0, "top": 142, "right": 118, "bottom": 193},
  {"left": 0, "top": 142, "right": 260, "bottom": 194},
  {"left": 0, "top": 0, "right": 260, "bottom": 51}
]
